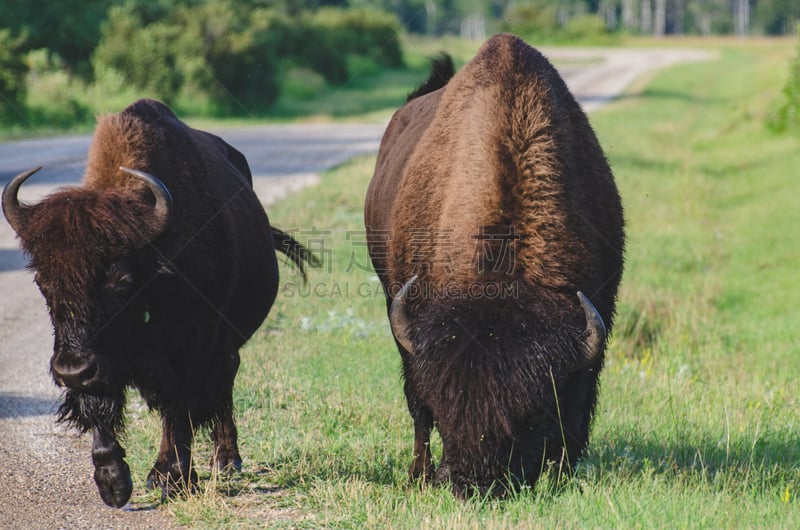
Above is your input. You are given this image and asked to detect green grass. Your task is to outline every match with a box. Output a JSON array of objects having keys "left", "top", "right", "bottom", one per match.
[{"left": 117, "top": 38, "right": 800, "bottom": 527}]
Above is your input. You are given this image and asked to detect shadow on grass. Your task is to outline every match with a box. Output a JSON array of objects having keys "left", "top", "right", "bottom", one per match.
[
  {"left": 203, "top": 448, "right": 405, "bottom": 500},
  {"left": 586, "top": 430, "right": 800, "bottom": 491}
]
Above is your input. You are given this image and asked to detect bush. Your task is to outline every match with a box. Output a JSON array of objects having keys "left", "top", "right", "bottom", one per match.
[
  {"left": 562, "top": 14, "right": 613, "bottom": 43},
  {"left": 278, "top": 16, "right": 350, "bottom": 85},
  {"left": 274, "top": 7, "right": 404, "bottom": 86},
  {"left": 92, "top": 6, "right": 184, "bottom": 103},
  {"left": 308, "top": 8, "right": 404, "bottom": 68},
  {"left": 503, "top": 1, "right": 560, "bottom": 41},
  {"left": 25, "top": 49, "right": 91, "bottom": 128},
  {"left": 0, "top": 29, "right": 29, "bottom": 125},
  {"left": 174, "top": 4, "right": 282, "bottom": 114},
  {"left": 770, "top": 28, "right": 800, "bottom": 133},
  {"left": 282, "top": 67, "right": 327, "bottom": 101},
  {"left": 92, "top": 3, "right": 282, "bottom": 114}
]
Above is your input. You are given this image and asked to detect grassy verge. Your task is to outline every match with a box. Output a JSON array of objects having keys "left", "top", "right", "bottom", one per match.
[{"left": 117, "top": 38, "right": 800, "bottom": 527}]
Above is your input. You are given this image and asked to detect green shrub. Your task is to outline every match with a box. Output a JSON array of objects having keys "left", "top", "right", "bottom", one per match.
[
  {"left": 562, "top": 14, "right": 614, "bottom": 43},
  {"left": 308, "top": 7, "right": 404, "bottom": 68},
  {"left": 174, "top": 4, "right": 282, "bottom": 114},
  {"left": 282, "top": 67, "right": 328, "bottom": 101},
  {"left": 275, "top": 7, "right": 403, "bottom": 86},
  {"left": 502, "top": 0, "right": 560, "bottom": 41},
  {"left": 25, "top": 48, "right": 91, "bottom": 128},
  {"left": 280, "top": 17, "right": 350, "bottom": 85},
  {"left": 770, "top": 27, "right": 800, "bottom": 133},
  {"left": 0, "top": 29, "right": 29, "bottom": 125},
  {"left": 92, "top": 6, "right": 184, "bottom": 103},
  {"left": 91, "top": 3, "right": 283, "bottom": 115}
]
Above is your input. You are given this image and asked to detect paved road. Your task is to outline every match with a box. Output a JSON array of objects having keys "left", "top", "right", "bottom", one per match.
[{"left": 0, "top": 48, "right": 710, "bottom": 528}]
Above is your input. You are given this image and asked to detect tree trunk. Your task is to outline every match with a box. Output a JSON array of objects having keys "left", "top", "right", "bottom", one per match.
[
  {"left": 622, "top": 0, "right": 636, "bottom": 31},
  {"left": 734, "top": 0, "right": 750, "bottom": 37},
  {"left": 640, "top": 0, "right": 652, "bottom": 33},
  {"left": 654, "top": 0, "right": 666, "bottom": 36}
]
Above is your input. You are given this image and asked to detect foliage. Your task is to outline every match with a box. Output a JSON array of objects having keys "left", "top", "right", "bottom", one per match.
[
  {"left": 88, "top": 2, "right": 402, "bottom": 115},
  {"left": 91, "top": 3, "right": 282, "bottom": 113},
  {"left": 308, "top": 7, "right": 403, "bottom": 68},
  {"left": 3, "top": 0, "right": 800, "bottom": 128},
  {"left": 769, "top": 27, "right": 800, "bottom": 133},
  {"left": 1, "top": 0, "right": 109, "bottom": 78},
  {"left": 92, "top": 6, "right": 185, "bottom": 104},
  {"left": 173, "top": 3, "right": 282, "bottom": 114},
  {"left": 270, "top": 7, "right": 404, "bottom": 85},
  {"left": 502, "top": 0, "right": 561, "bottom": 41},
  {"left": 0, "top": 29, "right": 28, "bottom": 125},
  {"left": 24, "top": 49, "right": 91, "bottom": 128}
]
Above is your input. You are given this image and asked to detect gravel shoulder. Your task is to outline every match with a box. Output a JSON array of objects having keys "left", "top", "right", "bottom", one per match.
[{"left": 0, "top": 47, "right": 710, "bottom": 528}]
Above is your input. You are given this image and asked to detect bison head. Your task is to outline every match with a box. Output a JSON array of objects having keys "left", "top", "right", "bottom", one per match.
[
  {"left": 3, "top": 166, "right": 171, "bottom": 405},
  {"left": 389, "top": 276, "right": 606, "bottom": 497}
]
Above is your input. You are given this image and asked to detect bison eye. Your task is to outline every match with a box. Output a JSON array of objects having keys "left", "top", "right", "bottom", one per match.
[{"left": 103, "top": 263, "right": 135, "bottom": 294}]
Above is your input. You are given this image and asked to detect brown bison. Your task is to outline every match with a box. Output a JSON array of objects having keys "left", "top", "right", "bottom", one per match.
[
  {"left": 2, "top": 99, "right": 313, "bottom": 507},
  {"left": 365, "top": 34, "right": 624, "bottom": 496}
]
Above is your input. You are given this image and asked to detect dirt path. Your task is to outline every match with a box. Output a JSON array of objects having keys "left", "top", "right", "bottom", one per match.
[{"left": 0, "top": 47, "right": 710, "bottom": 528}]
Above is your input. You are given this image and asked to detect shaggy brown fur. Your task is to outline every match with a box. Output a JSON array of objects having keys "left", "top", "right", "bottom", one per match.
[
  {"left": 5, "top": 99, "right": 313, "bottom": 507},
  {"left": 365, "top": 34, "right": 624, "bottom": 496}
]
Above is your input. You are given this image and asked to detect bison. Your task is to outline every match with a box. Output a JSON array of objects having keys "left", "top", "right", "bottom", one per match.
[
  {"left": 2, "top": 99, "right": 313, "bottom": 507},
  {"left": 364, "top": 34, "right": 624, "bottom": 496}
]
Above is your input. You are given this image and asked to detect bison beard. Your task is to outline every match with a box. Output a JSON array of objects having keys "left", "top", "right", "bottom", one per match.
[{"left": 406, "top": 291, "right": 599, "bottom": 495}]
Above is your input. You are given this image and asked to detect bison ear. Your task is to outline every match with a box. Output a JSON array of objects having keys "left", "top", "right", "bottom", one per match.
[
  {"left": 389, "top": 275, "right": 418, "bottom": 354},
  {"left": 2, "top": 166, "right": 42, "bottom": 235},
  {"left": 574, "top": 291, "right": 607, "bottom": 371}
]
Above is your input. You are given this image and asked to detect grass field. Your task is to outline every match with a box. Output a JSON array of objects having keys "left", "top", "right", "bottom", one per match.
[{"left": 117, "top": 38, "right": 800, "bottom": 528}]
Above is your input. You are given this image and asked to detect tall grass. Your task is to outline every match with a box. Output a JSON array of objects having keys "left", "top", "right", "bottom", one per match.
[{"left": 117, "top": 39, "right": 800, "bottom": 527}]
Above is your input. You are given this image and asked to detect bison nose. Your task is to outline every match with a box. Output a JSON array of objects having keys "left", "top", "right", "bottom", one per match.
[{"left": 51, "top": 355, "right": 100, "bottom": 389}]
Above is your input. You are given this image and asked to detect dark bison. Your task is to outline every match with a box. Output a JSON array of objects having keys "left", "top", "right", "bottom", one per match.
[
  {"left": 364, "top": 34, "right": 624, "bottom": 496},
  {"left": 2, "top": 99, "right": 313, "bottom": 507}
]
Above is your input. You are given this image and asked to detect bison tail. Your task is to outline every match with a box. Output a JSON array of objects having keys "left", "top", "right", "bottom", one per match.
[
  {"left": 272, "top": 227, "right": 318, "bottom": 282},
  {"left": 407, "top": 53, "right": 455, "bottom": 102}
]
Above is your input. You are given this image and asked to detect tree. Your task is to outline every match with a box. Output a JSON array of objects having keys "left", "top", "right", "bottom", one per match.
[
  {"left": 0, "top": 29, "right": 28, "bottom": 124},
  {"left": 1, "top": 0, "right": 110, "bottom": 78},
  {"left": 733, "top": 0, "right": 750, "bottom": 36}
]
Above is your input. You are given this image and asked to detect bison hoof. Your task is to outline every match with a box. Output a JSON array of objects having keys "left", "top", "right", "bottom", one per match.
[
  {"left": 433, "top": 463, "right": 451, "bottom": 486},
  {"left": 408, "top": 460, "right": 434, "bottom": 484},
  {"left": 146, "top": 466, "right": 198, "bottom": 500},
  {"left": 94, "top": 458, "right": 133, "bottom": 508},
  {"left": 213, "top": 455, "right": 242, "bottom": 474}
]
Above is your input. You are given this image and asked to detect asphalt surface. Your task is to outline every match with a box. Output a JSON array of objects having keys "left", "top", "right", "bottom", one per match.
[{"left": 0, "top": 47, "right": 710, "bottom": 528}]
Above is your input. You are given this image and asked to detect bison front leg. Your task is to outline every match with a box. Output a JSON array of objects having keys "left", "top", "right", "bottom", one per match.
[
  {"left": 404, "top": 380, "right": 435, "bottom": 482},
  {"left": 147, "top": 412, "right": 197, "bottom": 499},
  {"left": 209, "top": 354, "right": 242, "bottom": 473},
  {"left": 91, "top": 428, "right": 133, "bottom": 508},
  {"left": 211, "top": 410, "right": 242, "bottom": 473}
]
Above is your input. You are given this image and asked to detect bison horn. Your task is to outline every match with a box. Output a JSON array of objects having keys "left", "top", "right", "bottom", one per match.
[
  {"left": 389, "top": 275, "right": 418, "bottom": 354},
  {"left": 2, "top": 166, "right": 42, "bottom": 235},
  {"left": 119, "top": 166, "right": 172, "bottom": 242},
  {"left": 575, "top": 291, "right": 607, "bottom": 371}
]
